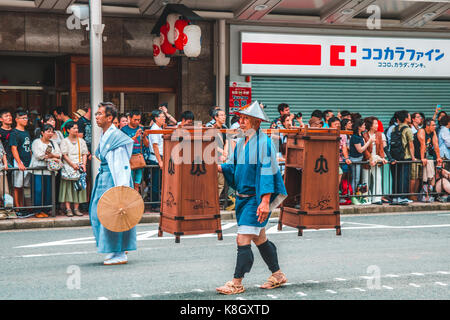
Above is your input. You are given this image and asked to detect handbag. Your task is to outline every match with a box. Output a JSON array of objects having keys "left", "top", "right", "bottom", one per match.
[
  {"left": 61, "top": 138, "right": 82, "bottom": 180},
  {"left": 45, "top": 141, "right": 63, "bottom": 172},
  {"left": 129, "top": 127, "right": 146, "bottom": 170},
  {"left": 73, "top": 170, "right": 87, "bottom": 191}
]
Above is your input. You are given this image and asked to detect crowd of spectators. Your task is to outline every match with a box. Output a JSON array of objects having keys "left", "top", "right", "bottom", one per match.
[
  {"left": 0, "top": 103, "right": 203, "bottom": 219},
  {"left": 0, "top": 102, "right": 449, "bottom": 219},
  {"left": 270, "top": 104, "right": 450, "bottom": 205}
]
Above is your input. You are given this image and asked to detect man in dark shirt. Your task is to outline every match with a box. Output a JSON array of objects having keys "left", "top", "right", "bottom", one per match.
[
  {"left": 0, "top": 109, "right": 14, "bottom": 167},
  {"left": 270, "top": 103, "right": 298, "bottom": 129},
  {"left": 121, "top": 110, "right": 149, "bottom": 191},
  {"left": 10, "top": 111, "right": 32, "bottom": 209},
  {"left": 77, "top": 107, "right": 92, "bottom": 151}
]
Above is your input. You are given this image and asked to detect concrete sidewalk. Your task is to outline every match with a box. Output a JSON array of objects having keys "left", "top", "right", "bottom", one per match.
[{"left": 0, "top": 202, "right": 449, "bottom": 231}]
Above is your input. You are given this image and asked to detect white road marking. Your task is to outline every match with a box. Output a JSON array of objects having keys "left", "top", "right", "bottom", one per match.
[
  {"left": 137, "top": 230, "right": 159, "bottom": 240},
  {"left": 382, "top": 285, "right": 394, "bottom": 290},
  {"left": 411, "top": 272, "right": 424, "bottom": 276},
  {"left": 18, "top": 250, "right": 95, "bottom": 258},
  {"left": 296, "top": 292, "right": 307, "bottom": 297},
  {"left": 236, "top": 297, "right": 246, "bottom": 300},
  {"left": 409, "top": 283, "right": 420, "bottom": 288},
  {"left": 192, "top": 289, "right": 204, "bottom": 292},
  {"left": 326, "top": 290, "right": 337, "bottom": 294},
  {"left": 221, "top": 222, "right": 237, "bottom": 230},
  {"left": 384, "top": 274, "right": 400, "bottom": 278},
  {"left": 360, "top": 276, "right": 372, "bottom": 280},
  {"left": 436, "top": 271, "right": 450, "bottom": 275},
  {"left": 335, "top": 278, "right": 347, "bottom": 281},
  {"left": 267, "top": 294, "right": 278, "bottom": 299},
  {"left": 306, "top": 280, "right": 320, "bottom": 284},
  {"left": 435, "top": 282, "right": 448, "bottom": 286},
  {"left": 97, "top": 297, "right": 108, "bottom": 300},
  {"left": 266, "top": 225, "right": 280, "bottom": 234},
  {"left": 131, "top": 293, "right": 142, "bottom": 298},
  {"left": 353, "top": 288, "right": 366, "bottom": 292},
  {"left": 343, "top": 222, "right": 388, "bottom": 227}
]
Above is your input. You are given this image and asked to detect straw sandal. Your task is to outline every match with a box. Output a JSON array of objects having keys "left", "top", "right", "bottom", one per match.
[
  {"left": 216, "top": 281, "right": 245, "bottom": 295},
  {"left": 260, "top": 271, "right": 287, "bottom": 289}
]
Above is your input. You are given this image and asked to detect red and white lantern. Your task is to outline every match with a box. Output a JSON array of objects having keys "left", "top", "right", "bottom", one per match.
[
  {"left": 160, "top": 24, "right": 177, "bottom": 56},
  {"left": 166, "top": 13, "right": 182, "bottom": 45},
  {"left": 153, "top": 36, "right": 170, "bottom": 66},
  {"left": 183, "top": 24, "right": 201, "bottom": 58},
  {"left": 174, "top": 18, "right": 190, "bottom": 51}
]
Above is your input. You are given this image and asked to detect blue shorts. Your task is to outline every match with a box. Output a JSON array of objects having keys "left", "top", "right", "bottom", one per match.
[{"left": 131, "top": 168, "right": 143, "bottom": 185}]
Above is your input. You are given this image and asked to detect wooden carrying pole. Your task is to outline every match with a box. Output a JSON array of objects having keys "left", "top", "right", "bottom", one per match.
[{"left": 144, "top": 128, "right": 353, "bottom": 135}]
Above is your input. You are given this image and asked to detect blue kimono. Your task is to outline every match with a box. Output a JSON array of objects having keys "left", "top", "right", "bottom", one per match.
[
  {"left": 89, "top": 125, "right": 137, "bottom": 253},
  {"left": 221, "top": 129, "right": 287, "bottom": 228}
]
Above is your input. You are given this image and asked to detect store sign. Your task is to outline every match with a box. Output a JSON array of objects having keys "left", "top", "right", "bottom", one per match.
[
  {"left": 240, "top": 32, "right": 450, "bottom": 78},
  {"left": 229, "top": 81, "right": 251, "bottom": 112}
]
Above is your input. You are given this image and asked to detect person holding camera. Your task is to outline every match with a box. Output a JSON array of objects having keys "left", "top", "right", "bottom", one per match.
[
  {"left": 121, "top": 110, "right": 149, "bottom": 191},
  {"left": 59, "top": 121, "right": 88, "bottom": 217}
]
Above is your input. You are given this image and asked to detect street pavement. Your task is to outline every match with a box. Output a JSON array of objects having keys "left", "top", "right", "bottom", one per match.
[{"left": 0, "top": 211, "right": 449, "bottom": 300}]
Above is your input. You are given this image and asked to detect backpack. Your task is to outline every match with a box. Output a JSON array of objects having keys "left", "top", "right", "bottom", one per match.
[{"left": 390, "top": 126, "right": 408, "bottom": 161}]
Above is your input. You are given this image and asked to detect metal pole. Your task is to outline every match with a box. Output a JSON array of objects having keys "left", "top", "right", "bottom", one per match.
[
  {"left": 89, "top": 0, "right": 104, "bottom": 183},
  {"left": 51, "top": 171, "right": 56, "bottom": 217},
  {"left": 218, "top": 19, "right": 226, "bottom": 109}
]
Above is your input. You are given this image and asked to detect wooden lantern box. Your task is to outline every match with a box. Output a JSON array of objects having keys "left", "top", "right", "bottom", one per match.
[
  {"left": 278, "top": 128, "right": 342, "bottom": 236},
  {"left": 158, "top": 129, "right": 223, "bottom": 243}
]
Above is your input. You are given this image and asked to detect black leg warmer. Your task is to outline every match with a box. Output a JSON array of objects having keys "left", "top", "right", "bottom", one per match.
[
  {"left": 257, "top": 240, "right": 280, "bottom": 273},
  {"left": 233, "top": 245, "right": 254, "bottom": 279}
]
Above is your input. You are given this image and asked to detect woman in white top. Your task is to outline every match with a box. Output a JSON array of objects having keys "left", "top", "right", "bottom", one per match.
[
  {"left": 59, "top": 121, "right": 89, "bottom": 217},
  {"left": 30, "top": 124, "right": 62, "bottom": 218}
]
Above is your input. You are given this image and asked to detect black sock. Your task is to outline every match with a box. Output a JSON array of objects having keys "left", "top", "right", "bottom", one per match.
[
  {"left": 257, "top": 240, "right": 280, "bottom": 273},
  {"left": 233, "top": 245, "right": 254, "bottom": 279}
]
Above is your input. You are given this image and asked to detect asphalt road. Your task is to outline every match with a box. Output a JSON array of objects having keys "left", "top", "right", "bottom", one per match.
[{"left": 0, "top": 211, "right": 449, "bottom": 300}]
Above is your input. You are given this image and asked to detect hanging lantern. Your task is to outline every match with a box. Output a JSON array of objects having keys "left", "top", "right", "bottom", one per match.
[
  {"left": 160, "top": 24, "right": 177, "bottom": 56},
  {"left": 183, "top": 24, "right": 201, "bottom": 58},
  {"left": 153, "top": 36, "right": 170, "bottom": 66},
  {"left": 166, "top": 13, "right": 182, "bottom": 45},
  {"left": 174, "top": 18, "right": 190, "bottom": 51}
]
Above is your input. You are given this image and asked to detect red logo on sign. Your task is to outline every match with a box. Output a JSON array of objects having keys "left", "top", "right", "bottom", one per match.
[{"left": 330, "top": 45, "right": 357, "bottom": 67}]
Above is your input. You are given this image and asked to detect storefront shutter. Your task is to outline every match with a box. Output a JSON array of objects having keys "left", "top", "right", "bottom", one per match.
[{"left": 251, "top": 77, "right": 450, "bottom": 129}]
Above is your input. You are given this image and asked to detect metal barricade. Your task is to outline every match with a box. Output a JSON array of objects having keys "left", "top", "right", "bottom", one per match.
[
  {"left": 0, "top": 166, "right": 57, "bottom": 217},
  {"left": 339, "top": 159, "right": 450, "bottom": 203}
]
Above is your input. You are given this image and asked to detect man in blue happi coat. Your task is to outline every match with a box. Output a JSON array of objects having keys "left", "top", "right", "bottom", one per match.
[
  {"left": 90, "top": 102, "right": 136, "bottom": 265},
  {"left": 216, "top": 101, "right": 288, "bottom": 295}
]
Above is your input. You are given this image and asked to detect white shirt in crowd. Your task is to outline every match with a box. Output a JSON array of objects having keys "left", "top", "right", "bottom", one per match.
[
  {"left": 30, "top": 138, "right": 62, "bottom": 175},
  {"left": 148, "top": 122, "right": 164, "bottom": 162}
]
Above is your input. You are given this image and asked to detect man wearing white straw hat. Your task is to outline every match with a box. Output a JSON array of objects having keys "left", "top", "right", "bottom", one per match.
[
  {"left": 90, "top": 102, "right": 136, "bottom": 265},
  {"left": 216, "top": 101, "right": 288, "bottom": 295}
]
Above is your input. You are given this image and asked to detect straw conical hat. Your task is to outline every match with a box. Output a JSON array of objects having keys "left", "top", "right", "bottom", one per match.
[
  {"left": 235, "top": 100, "right": 269, "bottom": 122},
  {"left": 97, "top": 186, "right": 144, "bottom": 232}
]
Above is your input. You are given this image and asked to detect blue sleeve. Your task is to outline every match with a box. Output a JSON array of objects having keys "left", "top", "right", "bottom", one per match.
[
  {"left": 258, "top": 136, "right": 287, "bottom": 197},
  {"left": 221, "top": 163, "right": 236, "bottom": 190},
  {"left": 221, "top": 145, "right": 238, "bottom": 190}
]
